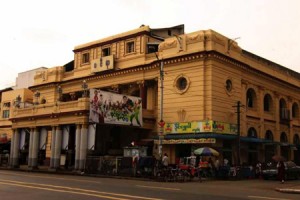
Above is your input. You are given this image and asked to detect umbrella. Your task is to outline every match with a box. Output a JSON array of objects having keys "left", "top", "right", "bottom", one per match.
[
  {"left": 194, "top": 147, "right": 219, "bottom": 156},
  {"left": 272, "top": 155, "right": 286, "bottom": 162}
]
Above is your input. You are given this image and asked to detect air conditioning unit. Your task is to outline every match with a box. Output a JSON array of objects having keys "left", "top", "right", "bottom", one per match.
[{"left": 91, "top": 55, "right": 114, "bottom": 73}]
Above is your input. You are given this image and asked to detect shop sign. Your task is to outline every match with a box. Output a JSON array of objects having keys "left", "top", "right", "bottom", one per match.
[
  {"left": 89, "top": 89, "right": 143, "bottom": 127},
  {"left": 164, "top": 122, "right": 202, "bottom": 134},
  {"left": 164, "top": 120, "right": 237, "bottom": 135},
  {"left": 154, "top": 138, "right": 216, "bottom": 144}
]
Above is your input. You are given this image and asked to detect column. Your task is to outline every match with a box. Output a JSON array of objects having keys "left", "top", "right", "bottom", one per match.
[
  {"left": 79, "top": 124, "right": 88, "bottom": 171},
  {"left": 274, "top": 92, "right": 281, "bottom": 156},
  {"left": 31, "top": 128, "right": 40, "bottom": 169},
  {"left": 49, "top": 126, "right": 56, "bottom": 169},
  {"left": 74, "top": 124, "right": 81, "bottom": 170},
  {"left": 138, "top": 81, "right": 146, "bottom": 109},
  {"left": 28, "top": 128, "right": 34, "bottom": 167},
  {"left": 12, "top": 129, "right": 20, "bottom": 168},
  {"left": 54, "top": 126, "right": 62, "bottom": 168},
  {"left": 9, "top": 130, "right": 15, "bottom": 167}
]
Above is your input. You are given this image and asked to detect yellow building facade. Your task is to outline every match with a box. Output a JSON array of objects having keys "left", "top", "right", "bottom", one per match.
[{"left": 5, "top": 24, "right": 300, "bottom": 170}]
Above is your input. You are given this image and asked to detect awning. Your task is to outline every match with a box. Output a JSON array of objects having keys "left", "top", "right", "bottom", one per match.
[{"left": 240, "top": 137, "right": 271, "bottom": 143}]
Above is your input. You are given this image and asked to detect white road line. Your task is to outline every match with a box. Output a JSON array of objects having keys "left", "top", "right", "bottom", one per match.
[
  {"left": 0, "top": 171, "right": 101, "bottom": 184},
  {"left": 248, "top": 196, "right": 291, "bottom": 200},
  {"left": 0, "top": 179, "right": 164, "bottom": 200},
  {"left": 136, "top": 185, "right": 181, "bottom": 191}
]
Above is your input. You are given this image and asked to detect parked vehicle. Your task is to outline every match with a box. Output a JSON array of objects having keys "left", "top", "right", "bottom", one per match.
[{"left": 262, "top": 161, "right": 300, "bottom": 180}]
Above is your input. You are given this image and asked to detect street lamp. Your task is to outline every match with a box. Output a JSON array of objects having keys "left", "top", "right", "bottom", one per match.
[{"left": 81, "top": 80, "right": 88, "bottom": 97}]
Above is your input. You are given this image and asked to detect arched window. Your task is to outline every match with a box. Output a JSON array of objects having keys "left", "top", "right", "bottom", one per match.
[
  {"left": 279, "top": 98, "right": 289, "bottom": 120},
  {"left": 248, "top": 127, "right": 257, "bottom": 138},
  {"left": 246, "top": 88, "right": 257, "bottom": 108},
  {"left": 292, "top": 103, "right": 299, "bottom": 118},
  {"left": 263, "top": 94, "right": 272, "bottom": 112},
  {"left": 280, "top": 132, "right": 288, "bottom": 143},
  {"left": 265, "top": 130, "right": 274, "bottom": 141},
  {"left": 294, "top": 134, "right": 300, "bottom": 145}
]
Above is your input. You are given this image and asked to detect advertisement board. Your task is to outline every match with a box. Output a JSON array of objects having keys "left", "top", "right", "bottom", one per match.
[
  {"left": 89, "top": 89, "right": 143, "bottom": 127},
  {"left": 164, "top": 120, "right": 237, "bottom": 135}
]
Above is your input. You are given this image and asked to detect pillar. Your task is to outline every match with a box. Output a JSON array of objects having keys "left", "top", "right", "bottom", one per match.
[
  {"left": 12, "top": 129, "right": 20, "bottom": 168},
  {"left": 9, "top": 130, "right": 15, "bottom": 167},
  {"left": 49, "top": 126, "right": 56, "bottom": 169},
  {"left": 54, "top": 126, "right": 62, "bottom": 168},
  {"left": 79, "top": 124, "right": 88, "bottom": 171},
  {"left": 74, "top": 124, "right": 81, "bottom": 170},
  {"left": 31, "top": 128, "right": 40, "bottom": 169},
  {"left": 28, "top": 128, "right": 34, "bottom": 167}
]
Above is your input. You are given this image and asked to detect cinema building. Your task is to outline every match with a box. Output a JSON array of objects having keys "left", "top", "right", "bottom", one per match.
[{"left": 6, "top": 24, "right": 300, "bottom": 170}]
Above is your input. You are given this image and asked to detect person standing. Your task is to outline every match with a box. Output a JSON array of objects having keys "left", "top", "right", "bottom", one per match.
[
  {"left": 277, "top": 160, "right": 286, "bottom": 183},
  {"left": 214, "top": 158, "right": 220, "bottom": 178},
  {"left": 162, "top": 153, "right": 169, "bottom": 168},
  {"left": 190, "top": 152, "right": 196, "bottom": 167}
]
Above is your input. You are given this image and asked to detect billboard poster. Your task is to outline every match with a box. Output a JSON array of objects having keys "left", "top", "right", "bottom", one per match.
[{"left": 89, "top": 89, "right": 143, "bottom": 127}]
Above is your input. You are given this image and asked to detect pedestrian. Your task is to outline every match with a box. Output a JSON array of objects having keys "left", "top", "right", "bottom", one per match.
[
  {"left": 162, "top": 153, "right": 169, "bottom": 168},
  {"left": 277, "top": 160, "right": 286, "bottom": 183},
  {"left": 255, "top": 161, "right": 262, "bottom": 179},
  {"left": 190, "top": 152, "right": 196, "bottom": 167},
  {"left": 214, "top": 158, "right": 220, "bottom": 178}
]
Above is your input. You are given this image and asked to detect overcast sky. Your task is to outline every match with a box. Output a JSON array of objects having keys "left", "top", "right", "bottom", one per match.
[{"left": 0, "top": 0, "right": 299, "bottom": 89}]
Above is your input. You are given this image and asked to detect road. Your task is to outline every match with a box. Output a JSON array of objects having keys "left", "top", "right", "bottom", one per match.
[{"left": 0, "top": 170, "right": 299, "bottom": 200}]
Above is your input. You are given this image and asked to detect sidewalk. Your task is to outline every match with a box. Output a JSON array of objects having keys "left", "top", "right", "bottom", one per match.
[{"left": 275, "top": 185, "right": 300, "bottom": 194}]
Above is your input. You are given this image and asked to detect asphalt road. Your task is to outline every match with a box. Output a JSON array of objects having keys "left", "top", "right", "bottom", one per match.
[{"left": 0, "top": 170, "right": 299, "bottom": 200}]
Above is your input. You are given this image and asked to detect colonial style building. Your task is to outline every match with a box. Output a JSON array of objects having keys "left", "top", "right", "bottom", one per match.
[{"left": 5, "top": 24, "right": 300, "bottom": 171}]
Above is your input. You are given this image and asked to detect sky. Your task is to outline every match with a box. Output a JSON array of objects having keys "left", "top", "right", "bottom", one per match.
[{"left": 0, "top": 0, "right": 300, "bottom": 89}]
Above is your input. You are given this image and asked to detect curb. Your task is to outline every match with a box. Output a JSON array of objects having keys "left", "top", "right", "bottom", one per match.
[{"left": 275, "top": 188, "right": 300, "bottom": 194}]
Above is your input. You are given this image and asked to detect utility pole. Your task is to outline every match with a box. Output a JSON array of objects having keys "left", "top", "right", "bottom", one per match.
[
  {"left": 233, "top": 101, "right": 241, "bottom": 166},
  {"left": 155, "top": 53, "right": 164, "bottom": 159}
]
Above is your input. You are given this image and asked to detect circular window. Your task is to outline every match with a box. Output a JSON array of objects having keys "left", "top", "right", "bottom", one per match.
[
  {"left": 177, "top": 77, "right": 187, "bottom": 91},
  {"left": 226, "top": 79, "right": 232, "bottom": 92},
  {"left": 174, "top": 75, "right": 190, "bottom": 94}
]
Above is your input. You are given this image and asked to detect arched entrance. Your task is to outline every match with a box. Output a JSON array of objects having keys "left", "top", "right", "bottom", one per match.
[
  {"left": 293, "top": 134, "right": 300, "bottom": 165},
  {"left": 247, "top": 127, "right": 258, "bottom": 165},
  {"left": 265, "top": 130, "right": 275, "bottom": 162},
  {"left": 280, "top": 132, "right": 289, "bottom": 160}
]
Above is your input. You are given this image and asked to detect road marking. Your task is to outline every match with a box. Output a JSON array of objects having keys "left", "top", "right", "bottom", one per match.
[
  {"left": 0, "top": 180, "right": 164, "bottom": 200},
  {"left": 136, "top": 185, "right": 181, "bottom": 191},
  {"left": 0, "top": 171, "right": 101, "bottom": 184},
  {"left": 0, "top": 181, "right": 129, "bottom": 200},
  {"left": 248, "top": 196, "right": 291, "bottom": 200}
]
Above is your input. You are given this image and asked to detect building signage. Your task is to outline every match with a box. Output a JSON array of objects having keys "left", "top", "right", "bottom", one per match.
[
  {"left": 164, "top": 120, "right": 237, "bottom": 135},
  {"left": 155, "top": 138, "right": 216, "bottom": 144},
  {"left": 91, "top": 55, "right": 114, "bottom": 73},
  {"left": 89, "top": 89, "right": 143, "bottom": 127}
]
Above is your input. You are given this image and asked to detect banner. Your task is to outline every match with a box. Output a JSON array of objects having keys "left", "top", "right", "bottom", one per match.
[
  {"left": 164, "top": 120, "right": 237, "bottom": 135},
  {"left": 89, "top": 89, "right": 143, "bottom": 127}
]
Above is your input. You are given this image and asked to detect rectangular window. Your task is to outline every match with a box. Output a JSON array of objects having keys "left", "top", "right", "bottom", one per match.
[
  {"left": 102, "top": 47, "right": 111, "bottom": 57},
  {"left": 3, "top": 102, "right": 10, "bottom": 108},
  {"left": 2, "top": 110, "right": 10, "bottom": 118},
  {"left": 126, "top": 41, "right": 135, "bottom": 54},
  {"left": 82, "top": 52, "right": 90, "bottom": 64}
]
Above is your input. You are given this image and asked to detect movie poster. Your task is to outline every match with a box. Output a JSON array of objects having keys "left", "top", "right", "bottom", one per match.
[{"left": 89, "top": 89, "right": 143, "bottom": 127}]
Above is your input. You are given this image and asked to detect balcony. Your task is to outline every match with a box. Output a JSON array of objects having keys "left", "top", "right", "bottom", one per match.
[{"left": 11, "top": 98, "right": 90, "bottom": 119}]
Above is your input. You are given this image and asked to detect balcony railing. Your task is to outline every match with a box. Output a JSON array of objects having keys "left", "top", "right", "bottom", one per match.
[
  {"left": 11, "top": 98, "right": 90, "bottom": 119},
  {"left": 11, "top": 98, "right": 156, "bottom": 122}
]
